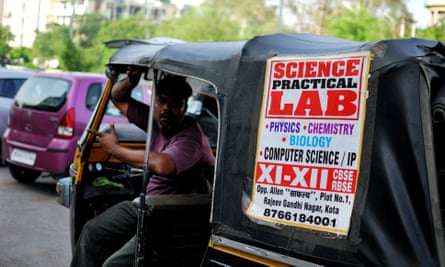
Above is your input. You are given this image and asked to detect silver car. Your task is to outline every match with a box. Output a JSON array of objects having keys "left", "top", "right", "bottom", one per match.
[{"left": 0, "top": 68, "right": 35, "bottom": 163}]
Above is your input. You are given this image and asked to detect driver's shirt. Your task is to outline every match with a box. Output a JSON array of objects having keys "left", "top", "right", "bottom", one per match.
[{"left": 127, "top": 98, "right": 215, "bottom": 195}]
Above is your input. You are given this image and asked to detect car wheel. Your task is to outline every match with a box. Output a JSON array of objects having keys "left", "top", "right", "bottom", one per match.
[{"left": 9, "top": 164, "right": 41, "bottom": 183}]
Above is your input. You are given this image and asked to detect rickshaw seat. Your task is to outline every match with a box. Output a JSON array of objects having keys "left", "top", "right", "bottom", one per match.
[{"left": 138, "top": 193, "right": 212, "bottom": 266}]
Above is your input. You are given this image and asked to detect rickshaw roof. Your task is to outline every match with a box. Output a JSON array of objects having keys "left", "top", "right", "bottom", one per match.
[
  {"left": 107, "top": 33, "right": 441, "bottom": 83},
  {"left": 108, "top": 43, "right": 167, "bottom": 67},
  {"left": 106, "top": 37, "right": 185, "bottom": 68},
  {"left": 147, "top": 33, "right": 441, "bottom": 92}
]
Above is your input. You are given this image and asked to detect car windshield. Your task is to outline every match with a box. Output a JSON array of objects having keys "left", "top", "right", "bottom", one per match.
[
  {"left": 0, "top": 78, "right": 27, "bottom": 98},
  {"left": 14, "top": 76, "right": 70, "bottom": 112}
]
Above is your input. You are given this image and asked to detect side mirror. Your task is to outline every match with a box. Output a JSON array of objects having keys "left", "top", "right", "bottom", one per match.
[
  {"left": 186, "top": 99, "right": 203, "bottom": 115},
  {"left": 105, "top": 65, "right": 119, "bottom": 80},
  {"left": 56, "top": 177, "right": 72, "bottom": 208}
]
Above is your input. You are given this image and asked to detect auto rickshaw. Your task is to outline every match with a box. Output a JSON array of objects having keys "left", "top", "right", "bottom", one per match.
[{"left": 57, "top": 33, "right": 445, "bottom": 266}]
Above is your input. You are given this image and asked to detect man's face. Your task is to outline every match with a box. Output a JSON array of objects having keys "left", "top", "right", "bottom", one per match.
[{"left": 153, "top": 92, "right": 186, "bottom": 132}]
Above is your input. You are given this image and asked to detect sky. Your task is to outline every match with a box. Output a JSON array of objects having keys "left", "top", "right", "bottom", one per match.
[
  {"left": 408, "top": 0, "right": 430, "bottom": 29},
  {"left": 172, "top": 0, "right": 431, "bottom": 29},
  {"left": 170, "top": 0, "right": 204, "bottom": 8}
]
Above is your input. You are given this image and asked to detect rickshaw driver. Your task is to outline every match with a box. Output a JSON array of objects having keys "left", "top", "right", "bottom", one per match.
[{"left": 70, "top": 68, "right": 215, "bottom": 267}]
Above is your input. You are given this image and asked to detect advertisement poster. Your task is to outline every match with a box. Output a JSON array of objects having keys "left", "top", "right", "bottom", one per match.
[{"left": 246, "top": 52, "right": 370, "bottom": 236}]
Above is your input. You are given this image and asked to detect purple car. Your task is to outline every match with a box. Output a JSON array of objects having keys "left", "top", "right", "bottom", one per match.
[{"left": 2, "top": 71, "right": 149, "bottom": 183}]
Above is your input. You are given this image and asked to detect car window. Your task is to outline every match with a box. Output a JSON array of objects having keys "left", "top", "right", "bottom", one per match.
[
  {"left": 86, "top": 83, "right": 102, "bottom": 110},
  {"left": 14, "top": 76, "right": 70, "bottom": 112},
  {"left": 0, "top": 78, "right": 27, "bottom": 98}
]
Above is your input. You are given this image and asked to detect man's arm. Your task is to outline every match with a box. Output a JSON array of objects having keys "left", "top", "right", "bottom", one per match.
[
  {"left": 90, "top": 122, "right": 176, "bottom": 176},
  {"left": 111, "top": 66, "right": 143, "bottom": 116},
  {"left": 110, "top": 145, "right": 175, "bottom": 176}
]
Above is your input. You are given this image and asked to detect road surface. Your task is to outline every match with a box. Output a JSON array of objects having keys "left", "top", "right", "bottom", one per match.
[{"left": 0, "top": 168, "right": 71, "bottom": 267}]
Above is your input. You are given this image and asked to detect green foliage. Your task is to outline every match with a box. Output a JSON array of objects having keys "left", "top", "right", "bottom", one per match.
[
  {"left": 155, "top": 6, "right": 240, "bottom": 41},
  {"left": 416, "top": 18, "right": 445, "bottom": 42},
  {"left": 32, "top": 23, "right": 89, "bottom": 71},
  {"left": 25, "top": 0, "right": 418, "bottom": 72},
  {"left": 60, "top": 38, "right": 85, "bottom": 71},
  {"left": 83, "top": 45, "right": 114, "bottom": 73},
  {"left": 155, "top": 1, "right": 276, "bottom": 41},
  {"left": 205, "top": 0, "right": 277, "bottom": 37},
  {"left": 9, "top": 47, "right": 35, "bottom": 68},
  {"left": 83, "top": 15, "right": 155, "bottom": 73},
  {"left": 33, "top": 23, "right": 70, "bottom": 59},
  {"left": 33, "top": 17, "right": 154, "bottom": 71},
  {"left": 326, "top": 8, "right": 392, "bottom": 41},
  {"left": 0, "top": 25, "right": 14, "bottom": 58},
  {"left": 94, "top": 15, "right": 154, "bottom": 44},
  {"left": 77, "top": 13, "right": 109, "bottom": 48}
]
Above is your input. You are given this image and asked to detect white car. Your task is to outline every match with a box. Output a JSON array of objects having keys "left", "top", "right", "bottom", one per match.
[{"left": 0, "top": 68, "right": 35, "bottom": 163}]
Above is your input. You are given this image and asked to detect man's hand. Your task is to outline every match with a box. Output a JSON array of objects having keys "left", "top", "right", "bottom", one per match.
[
  {"left": 88, "top": 122, "right": 146, "bottom": 169},
  {"left": 88, "top": 122, "right": 119, "bottom": 155},
  {"left": 126, "top": 66, "right": 142, "bottom": 86},
  {"left": 110, "top": 66, "right": 143, "bottom": 115}
]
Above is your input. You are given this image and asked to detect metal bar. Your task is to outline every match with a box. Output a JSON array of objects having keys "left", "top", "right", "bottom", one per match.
[{"left": 134, "top": 69, "right": 158, "bottom": 267}]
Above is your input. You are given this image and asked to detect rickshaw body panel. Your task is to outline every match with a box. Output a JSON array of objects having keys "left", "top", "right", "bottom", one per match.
[{"left": 149, "top": 33, "right": 445, "bottom": 266}]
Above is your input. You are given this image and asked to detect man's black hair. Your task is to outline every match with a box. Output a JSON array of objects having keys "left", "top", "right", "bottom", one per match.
[{"left": 156, "top": 75, "right": 193, "bottom": 100}]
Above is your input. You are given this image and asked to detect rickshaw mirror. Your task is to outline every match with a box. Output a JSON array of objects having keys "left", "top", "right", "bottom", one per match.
[
  {"left": 186, "top": 99, "right": 203, "bottom": 115},
  {"left": 105, "top": 64, "right": 119, "bottom": 80}
]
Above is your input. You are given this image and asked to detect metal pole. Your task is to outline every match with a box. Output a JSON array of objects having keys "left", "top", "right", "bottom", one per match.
[
  {"left": 36, "top": 0, "right": 41, "bottom": 33},
  {"left": 276, "top": 0, "right": 284, "bottom": 33},
  {"left": 134, "top": 70, "right": 157, "bottom": 267},
  {"left": 69, "top": 0, "right": 75, "bottom": 38},
  {"left": 20, "top": 0, "right": 25, "bottom": 47}
]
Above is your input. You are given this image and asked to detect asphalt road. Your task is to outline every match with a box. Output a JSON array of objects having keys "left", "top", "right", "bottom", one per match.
[{"left": 0, "top": 167, "right": 71, "bottom": 267}]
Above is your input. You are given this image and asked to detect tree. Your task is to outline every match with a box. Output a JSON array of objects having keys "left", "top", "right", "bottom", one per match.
[
  {"left": 9, "top": 47, "right": 34, "bottom": 68},
  {"left": 27, "top": 0, "right": 417, "bottom": 72},
  {"left": 416, "top": 17, "right": 445, "bottom": 42},
  {"left": 326, "top": 7, "right": 392, "bottom": 41},
  {"left": 155, "top": 5, "right": 241, "bottom": 41},
  {"left": 155, "top": 0, "right": 277, "bottom": 41},
  {"left": 33, "top": 23, "right": 67, "bottom": 60},
  {"left": 292, "top": 0, "right": 412, "bottom": 38},
  {"left": 83, "top": 15, "right": 155, "bottom": 73},
  {"left": 59, "top": 37, "right": 85, "bottom": 71},
  {"left": 0, "top": 25, "right": 14, "bottom": 60},
  {"left": 77, "top": 13, "right": 109, "bottom": 49},
  {"left": 32, "top": 23, "right": 86, "bottom": 71}
]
